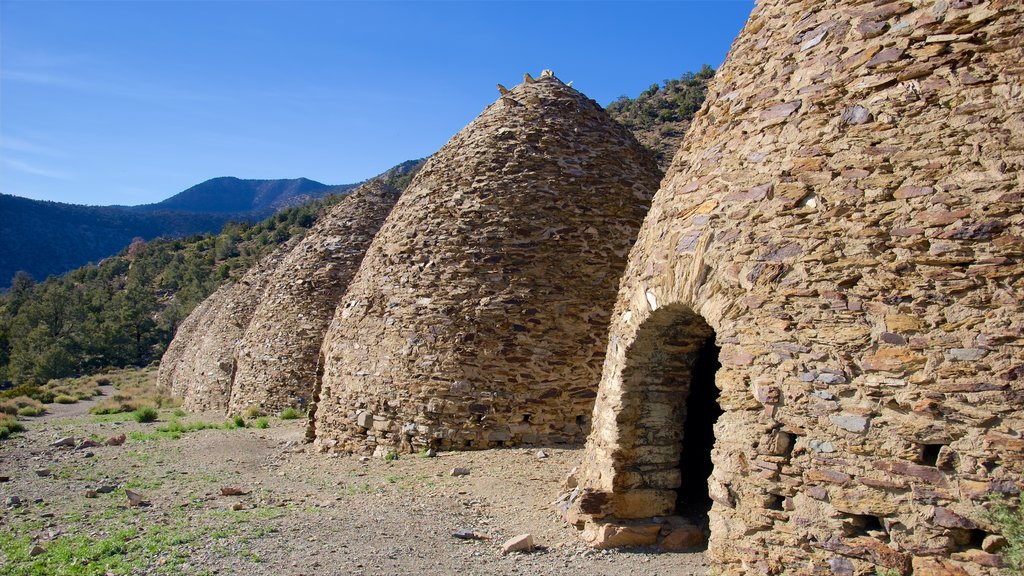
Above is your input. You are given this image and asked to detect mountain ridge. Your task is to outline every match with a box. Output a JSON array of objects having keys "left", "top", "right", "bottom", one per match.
[{"left": 2, "top": 176, "right": 362, "bottom": 288}]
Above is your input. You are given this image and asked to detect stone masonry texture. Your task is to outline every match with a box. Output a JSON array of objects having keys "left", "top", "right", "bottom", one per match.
[
  {"left": 228, "top": 181, "right": 400, "bottom": 416},
  {"left": 165, "top": 240, "right": 297, "bottom": 412},
  {"left": 567, "top": 1, "right": 1023, "bottom": 574},
  {"left": 157, "top": 289, "right": 222, "bottom": 396},
  {"left": 311, "top": 73, "right": 662, "bottom": 454}
]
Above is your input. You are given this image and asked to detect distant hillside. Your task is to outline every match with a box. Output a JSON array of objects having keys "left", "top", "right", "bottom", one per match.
[
  {"left": 0, "top": 178, "right": 356, "bottom": 289},
  {"left": 129, "top": 177, "right": 354, "bottom": 216},
  {"left": 607, "top": 65, "right": 715, "bottom": 169},
  {"left": 0, "top": 158, "right": 427, "bottom": 386},
  {"left": 0, "top": 194, "right": 234, "bottom": 288}
]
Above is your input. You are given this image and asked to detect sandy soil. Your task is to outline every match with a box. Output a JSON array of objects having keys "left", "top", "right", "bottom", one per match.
[{"left": 1, "top": 394, "right": 708, "bottom": 575}]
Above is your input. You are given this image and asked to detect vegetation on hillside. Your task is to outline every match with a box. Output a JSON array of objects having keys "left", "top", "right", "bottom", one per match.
[
  {"left": 0, "top": 198, "right": 334, "bottom": 387},
  {"left": 0, "top": 159, "right": 426, "bottom": 391},
  {"left": 606, "top": 65, "right": 715, "bottom": 169}
]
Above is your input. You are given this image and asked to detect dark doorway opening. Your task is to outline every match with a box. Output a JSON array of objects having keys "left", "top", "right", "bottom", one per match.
[{"left": 675, "top": 335, "right": 722, "bottom": 521}]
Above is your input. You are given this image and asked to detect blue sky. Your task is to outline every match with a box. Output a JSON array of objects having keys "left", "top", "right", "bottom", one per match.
[{"left": 1, "top": 1, "right": 753, "bottom": 206}]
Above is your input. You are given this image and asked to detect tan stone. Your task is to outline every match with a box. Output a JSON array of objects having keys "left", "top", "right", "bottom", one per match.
[
  {"left": 228, "top": 181, "right": 400, "bottom": 415},
  {"left": 312, "top": 73, "right": 661, "bottom": 452},
  {"left": 585, "top": 523, "right": 660, "bottom": 549},
  {"left": 911, "top": 556, "right": 969, "bottom": 576},
  {"left": 661, "top": 524, "right": 705, "bottom": 551},
  {"left": 570, "top": 3, "right": 1024, "bottom": 575}
]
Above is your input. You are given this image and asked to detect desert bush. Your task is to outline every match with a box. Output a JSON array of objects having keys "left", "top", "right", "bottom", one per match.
[
  {"left": 254, "top": 417, "right": 269, "bottom": 429},
  {"left": 279, "top": 407, "right": 302, "bottom": 420},
  {"left": 132, "top": 406, "right": 158, "bottom": 423},
  {"left": 0, "top": 414, "right": 26, "bottom": 439},
  {"left": 987, "top": 492, "right": 1024, "bottom": 572},
  {"left": 0, "top": 384, "right": 54, "bottom": 404},
  {"left": 54, "top": 394, "right": 77, "bottom": 404},
  {"left": 0, "top": 396, "right": 45, "bottom": 416}
]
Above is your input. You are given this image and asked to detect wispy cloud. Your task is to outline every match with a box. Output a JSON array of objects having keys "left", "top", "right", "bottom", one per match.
[
  {"left": 1, "top": 66, "right": 221, "bottom": 104},
  {"left": 0, "top": 135, "right": 64, "bottom": 157},
  {"left": 0, "top": 157, "right": 73, "bottom": 180}
]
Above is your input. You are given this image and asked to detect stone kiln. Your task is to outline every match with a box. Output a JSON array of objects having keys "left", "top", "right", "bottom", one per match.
[
  {"left": 157, "top": 288, "right": 223, "bottom": 397},
  {"left": 310, "top": 73, "right": 661, "bottom": 453},
  {"left": 164, "top": 240, "right": 296, "bottom": 412},
  {"left": 566, "top": 1, "right": 1023, "bottom": 574},
  {"left": 228, "top": 181, "right": 400, "bottom": 416}
]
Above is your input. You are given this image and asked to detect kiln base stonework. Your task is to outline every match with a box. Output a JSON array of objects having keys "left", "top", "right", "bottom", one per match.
[{"left": 566, "top": 1, "right": 1023, "bottom": 574}]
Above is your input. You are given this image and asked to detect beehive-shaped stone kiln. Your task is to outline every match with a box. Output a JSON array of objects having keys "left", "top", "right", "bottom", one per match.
[
  {"left": 565, "top": 1, "right": 1023, "bottom": 574},
  {"left": 165, "top": 241, "right": 296, "bottom": 412},
  {"left": 228, "top": 181, "right": 401, "bottom": 416},
  {"left": 157, "top": 289, "right": 222, "bottom": 396},
  {"left": 311, "top": 72, "right": 662, "bottom": 453}
]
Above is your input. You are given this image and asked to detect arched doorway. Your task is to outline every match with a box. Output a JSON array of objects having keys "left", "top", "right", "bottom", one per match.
[{"left": 615, "top": 304, "right": 722, "bottom": 537}]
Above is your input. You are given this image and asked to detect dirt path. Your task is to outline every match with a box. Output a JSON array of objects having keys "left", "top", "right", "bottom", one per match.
[
  {"left": 0, "top": 408, "right": 709, "bottom": 575},
  {"left": 35, "top": 384, "right": 116, "bottom": 421}
]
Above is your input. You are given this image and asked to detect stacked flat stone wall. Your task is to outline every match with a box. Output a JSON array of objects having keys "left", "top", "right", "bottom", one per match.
[
  {"left": 568, "top": 1, "right": 1023, "bottom": 574},
  {"left": 157, "top": 291, "right": 222, "bottom": 395},
  {"left": 228, "top": 181, "right": 400, "bottom": 416},
  {"left": 311, "top": 74, "right": 661, "bottom": 454},
  {"left": 166, "top": 240, "right": 296, "bottom": 412}
]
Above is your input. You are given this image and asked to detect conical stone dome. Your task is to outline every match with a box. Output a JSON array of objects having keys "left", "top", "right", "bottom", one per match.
[
  {"left": 167, "top": 240, "right": 296, "bottom": 412},
  {"left": 311, "top": 72, "right": 661, "bottom": 453},
  {"left": 228, "top": 181, "right": 401, "bottom": 416},
  {"left": 158, "top": 290, "right": 222, "bottom": 396},
  {"left": 566, "top": 1, "right": 1024, "bottom": 573}
]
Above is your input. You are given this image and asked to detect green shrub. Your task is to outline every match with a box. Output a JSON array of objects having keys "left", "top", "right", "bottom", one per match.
[
  {"left": 987, "top": 492, "right": 1024, "bottom": 572},
  {"left": 132, "top": 406, "right": 158, "bottom": 423},
  {"left": 172, "top": 408, "right": 186, "bottom": 417},
  {"left": 0, "top": 415, "right": 25, "bottom": 439},
  {"left": 17, "top": 405, "right": 45, "bottom": 417},
  {"left": 232, "top": 415, "right": 246, "bottom": 428},
  {"left": 54, "top": 394, "right": 77, "bottom": 404},
  {"left": 254, "top": 417, "right": 269, "bottom": 429},
  {"left": 383, "top": 450, "right": 399, "bottom": 462},
  {"left": 2, "top": 396, "right": 45, "bottom": 416},
  {"left": 245, "top": 406, "right": 262, "bottom": 419},
  {"left": 279, "top": 407, "right": 302, "bottom": 420}
]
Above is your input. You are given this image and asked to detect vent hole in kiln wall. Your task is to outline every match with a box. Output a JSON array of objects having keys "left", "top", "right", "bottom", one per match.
[{"left": 675, "top": 336, "right": 722, "bottom": 521}]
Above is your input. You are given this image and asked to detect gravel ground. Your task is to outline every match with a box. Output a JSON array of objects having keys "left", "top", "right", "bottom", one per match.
[{"left": 1, "top": 394, "right": 708, "bottom": 575}]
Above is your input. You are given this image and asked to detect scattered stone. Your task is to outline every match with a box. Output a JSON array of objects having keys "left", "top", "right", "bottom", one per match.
[
  {"left": 84, "top": 490, "right": 98, "bottom": 498},
  {"left": 231, "top": 502, "right": 245, "bottom": 511},
  {"left": 840, "top": 105, "right": 871, "bottom": 125},
  {"left": 982, "top": 534, "right": 1007, "bottom": 553},
  {"left": 96, "top": 485, "right": 117, "bottom": 494},
  {"left": 424, "top": 448, "right": 437, "bottom": 458},
  {"left": 34, "top": 468, "right": 51, "bottom": 478},
  {"left": 829, "top": 413, "right": 870, "bottom": 434},
  {"left": 76, "top": 439, "right": 100, "bottom": 450},
  {"left": 536, "top": 450, "right": 548, "bottom": 459},
  {"left": 661, "top": 524, "right": 706, "bottom": 551},
  {"left": 586, "top": 523, "right": 660, "bottom": 549},
  {"left": 358, "top": 456, "right": 371, "bottom": 463},
  {"left": 29, "top": 545, "right": 45, "bottom": 557},
  {"left": 50, "top": 437, "right": 75, "bottom": 448},
  {"left": 6, "top": 496, "right": 22, "bottom": 508},
  {"left": 501, "top": 533, "right": 534, "bottom": 554},
  {"left": 105, "top": 434, "right": 126, "bottom": 446},
  {"left": 0, "top": 476, "right": 9, "bottom": 482},
  {"left": 564, "top": 467, "right": 579, "bottom": 490},
  {"left": 220, "top": 486, "right": 248, "bottom": 496},
  {"left": 452, "top": 529, "right": 487, "bottom": 540},
  {"left": 450, "top": 467, "right": 470, "bottom": 477},
  {"left": 125, "top": 490, "right": 147, "bottom": 507}
]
